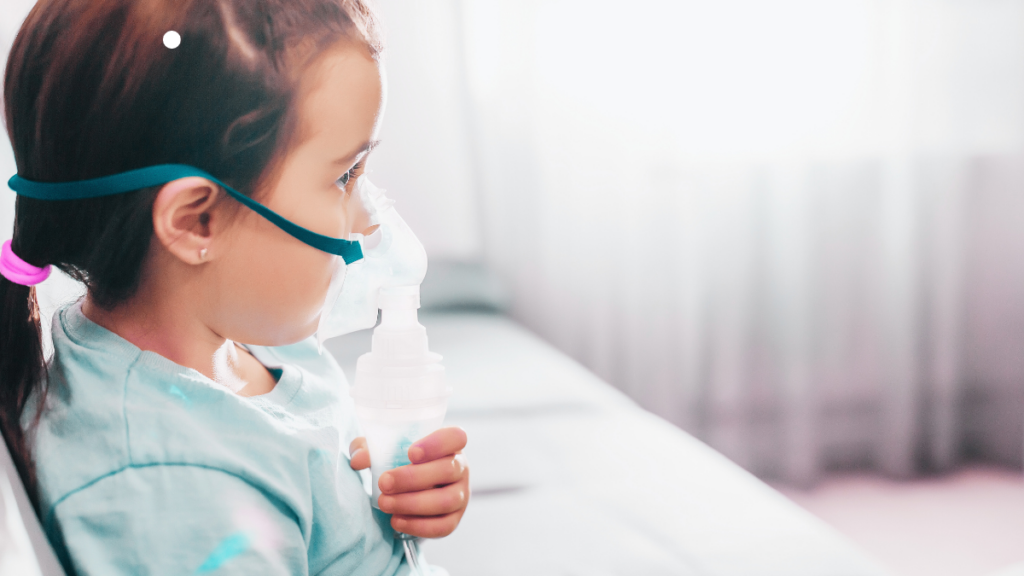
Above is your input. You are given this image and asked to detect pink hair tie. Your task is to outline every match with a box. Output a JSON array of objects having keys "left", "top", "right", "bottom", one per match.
[{"left": 0, "top": 240, "right": 51, "bottom": 286}]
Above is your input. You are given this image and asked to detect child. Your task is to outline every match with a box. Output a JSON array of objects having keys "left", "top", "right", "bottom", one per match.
[{"left": 0, "top": 0, "right": 469, "bottom": 574}]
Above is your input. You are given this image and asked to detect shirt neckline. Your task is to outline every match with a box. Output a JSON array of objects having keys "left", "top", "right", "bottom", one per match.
[{"left": 238, "top": 344, "right": 303, "bottom": 406}]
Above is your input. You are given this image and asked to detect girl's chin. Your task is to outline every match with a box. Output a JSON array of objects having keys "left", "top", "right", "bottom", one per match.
[{"left": 281, "top": 320, "right": 321, "bottom": 346}]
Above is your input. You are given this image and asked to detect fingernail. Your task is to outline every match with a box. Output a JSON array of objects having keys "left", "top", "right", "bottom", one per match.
[
  {"left": 379, "top": 473, "right": 394, "bottom": 493},
  {"left": 350, "top": 448, "right": 363, "bottom": 460},
  {"left": 378, "top": 496, "right": 392, "bottom": 513},
  {"left": 408, "top": 445, "right": 425, "bottom": 463}
]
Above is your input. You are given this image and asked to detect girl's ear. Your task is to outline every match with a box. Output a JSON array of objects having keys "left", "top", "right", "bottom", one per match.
[{"left": 152, "top": 177, "right": 222, "bottom": 265}]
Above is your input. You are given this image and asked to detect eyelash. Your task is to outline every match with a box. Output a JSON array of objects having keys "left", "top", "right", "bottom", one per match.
[{"left": 336, "top": 160, "right": 364, "bottom": 188}]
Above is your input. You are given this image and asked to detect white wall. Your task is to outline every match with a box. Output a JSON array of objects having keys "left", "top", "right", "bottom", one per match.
[{"left": 0, "top": 0, "right": 36, "bottom": 237}]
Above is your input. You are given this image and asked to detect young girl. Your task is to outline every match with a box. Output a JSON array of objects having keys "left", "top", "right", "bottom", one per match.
[{"left": 0, "top": 0, "right": 469, "bottom": 574}]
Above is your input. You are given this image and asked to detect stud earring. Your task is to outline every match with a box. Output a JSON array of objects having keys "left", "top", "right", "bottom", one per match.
[{"left": 199, "top": 248, "right": 208, "bottom": 261}]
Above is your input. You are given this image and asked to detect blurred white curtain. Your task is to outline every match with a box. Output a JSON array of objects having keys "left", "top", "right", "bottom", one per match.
[{"left": 455, "top": 0, "right": 1024, "bottom": 484}]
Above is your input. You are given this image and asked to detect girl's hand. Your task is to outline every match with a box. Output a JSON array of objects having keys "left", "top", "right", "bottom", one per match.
[{"left": 348, "top": 426, "right": 470, "bottom": 538}]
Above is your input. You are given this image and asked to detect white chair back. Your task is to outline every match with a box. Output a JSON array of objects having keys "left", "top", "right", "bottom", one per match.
[{"left": 0, "top": 436, "right": 64, "bottom": 575}]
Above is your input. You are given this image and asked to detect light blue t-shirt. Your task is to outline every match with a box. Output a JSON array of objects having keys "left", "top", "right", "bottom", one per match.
[{"left": 25, "top": 299, "right": 409, "bottom": 575}]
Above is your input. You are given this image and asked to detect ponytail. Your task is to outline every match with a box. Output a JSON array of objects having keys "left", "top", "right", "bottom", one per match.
[{"left": 0, "top": 264, "right": 48, "bottom": 510}]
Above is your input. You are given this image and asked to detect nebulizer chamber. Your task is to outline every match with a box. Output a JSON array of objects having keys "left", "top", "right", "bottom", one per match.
[{"left": 351, "top": 285, "right": 450, "bottom": 506}]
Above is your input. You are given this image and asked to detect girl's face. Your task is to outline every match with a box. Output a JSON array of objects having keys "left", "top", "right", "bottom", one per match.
[{"left": 202, "top": 41, "right": 385, "bottom": 346}]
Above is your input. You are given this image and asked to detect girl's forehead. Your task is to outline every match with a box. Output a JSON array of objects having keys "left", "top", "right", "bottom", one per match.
[{"left": 293, "top": 42, "right": 384, "bottom": 158}]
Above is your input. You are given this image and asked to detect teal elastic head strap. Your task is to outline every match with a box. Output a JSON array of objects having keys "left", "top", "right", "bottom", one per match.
[{"left": 8, "top": 164, "right": 364, "bottom": 264}]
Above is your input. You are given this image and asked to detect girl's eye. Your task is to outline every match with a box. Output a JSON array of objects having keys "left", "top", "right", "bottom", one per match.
[{"left": 336, "top": 161, "right": 364, "bottom": 189}]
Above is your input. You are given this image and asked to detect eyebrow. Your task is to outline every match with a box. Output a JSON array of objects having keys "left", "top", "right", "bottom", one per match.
[{"left": 332, "top": 139, "right": 381, "bottom": 165}]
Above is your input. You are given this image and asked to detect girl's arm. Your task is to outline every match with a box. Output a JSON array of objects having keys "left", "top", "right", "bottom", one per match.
[{"left": 49, "top": 465, "right": 306, "bottom": 575}]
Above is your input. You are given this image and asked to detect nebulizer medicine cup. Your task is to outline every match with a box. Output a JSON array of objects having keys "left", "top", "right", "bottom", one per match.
[
  {"left": 350, "top": 285, "right": 451, "bottom": 575},
  {"left": 355, "top": 402, "right": 448, "bottom": 504}
]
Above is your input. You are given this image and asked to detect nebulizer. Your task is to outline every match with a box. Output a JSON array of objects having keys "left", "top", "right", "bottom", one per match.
[
  {"left": 316, "top": 175, "right": 452, "bottom": 576},
  {"left": 8, "top": 165, "right": 449, "bottom": 576}
]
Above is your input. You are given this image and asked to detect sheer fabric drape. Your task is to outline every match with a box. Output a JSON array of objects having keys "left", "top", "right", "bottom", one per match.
[{"left": 456, "top": 0, "right": 1024, "bottom": 484}]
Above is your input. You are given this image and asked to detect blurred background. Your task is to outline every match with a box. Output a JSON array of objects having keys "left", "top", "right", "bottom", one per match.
[
  {"left": 2, "top": 0, "right": 1024, "bottom": 574},
  {"left": 356, "top": 0, "right": 1024, "bottom": 483},
  {"left": 339, "top": 2, "right": 1024, "bottom": 572}
]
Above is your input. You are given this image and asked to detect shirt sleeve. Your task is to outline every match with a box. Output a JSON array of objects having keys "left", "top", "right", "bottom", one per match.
[{"left": 47, "top": 464, "right": 308, "bottom": 576}]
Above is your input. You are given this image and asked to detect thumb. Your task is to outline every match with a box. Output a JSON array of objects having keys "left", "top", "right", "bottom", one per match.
[{"left": 349, "top": 437, "right": 371, "bottom": 470}]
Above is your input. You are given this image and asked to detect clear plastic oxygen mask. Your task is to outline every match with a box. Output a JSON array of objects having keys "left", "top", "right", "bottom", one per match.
[{"left": 315, "top": 175, "right": 429, "bottom": 348}]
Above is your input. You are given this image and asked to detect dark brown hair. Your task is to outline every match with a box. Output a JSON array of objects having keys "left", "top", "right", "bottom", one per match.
[{"left": 0, "top": 0, "right": 382, "bottom": 510}]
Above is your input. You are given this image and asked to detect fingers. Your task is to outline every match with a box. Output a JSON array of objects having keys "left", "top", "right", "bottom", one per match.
[
  {"left": 379, "top": 453, "right": 467, "bottom": 494},
  {"left": 377, "top": 474, "right": 469, "bottom": 517},
  {"left": 376, "top": 429, "right": 472, "bottom": 539},
  {"left": 391, "top": 509, "right": 466, "bottom": 539},
  {"left": 348, "top": 437, "right": 370, "bottom": 471},
  {"left": 408, "top": 426, "right": 467, "bottom": 464}
]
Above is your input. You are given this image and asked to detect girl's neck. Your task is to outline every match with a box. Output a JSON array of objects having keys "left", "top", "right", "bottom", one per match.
[{"left": 81, "top": 294, "right": 277, "bottom": 396}]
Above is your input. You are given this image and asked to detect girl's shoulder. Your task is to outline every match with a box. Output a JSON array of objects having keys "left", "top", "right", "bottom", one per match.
[{"left": 32, "top": 303, "right": 348, "bottom": 526}]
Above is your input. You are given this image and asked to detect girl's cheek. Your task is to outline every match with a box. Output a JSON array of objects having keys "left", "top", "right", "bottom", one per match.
[
  {"left": 237, "top": 226, "right": 330, "bottom": 327},
  {"left": 280, "top": 245, "right": 333, "bottom": 310},
  {"left": 219, "top": 191, "right": 347, "bottom": 337}
]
